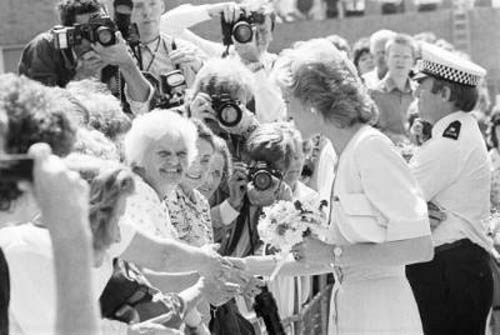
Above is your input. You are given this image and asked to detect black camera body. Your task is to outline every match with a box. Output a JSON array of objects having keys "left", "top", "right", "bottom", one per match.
[
  {"left": 0, "top": 155, "right": 34, "bottom": 182},
  {"left": 211, "top": 94, "right": 243, "bottom": 128},
  {"left": 157, "top": 70, "right": 187, "bottom": 109},
  {"left": 53, "top": 15, "right": 117, "bottom": 49},
  {"left": 221, "top": 10, "right": 266, "bottom": 46},
  {"left": 249, "top": 161, "right": 282, "bottom": 191}
]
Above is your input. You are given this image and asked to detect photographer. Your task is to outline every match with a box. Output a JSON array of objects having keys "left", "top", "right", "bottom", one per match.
[
  {"left": 18, "top": 0, "right": 152, "bottom": 115},
  {"left": 160, "top": 0, "right": 286, "bottom": 123},
  {"left": 126, "top": 0, "right": 207, "bottom": 110}
]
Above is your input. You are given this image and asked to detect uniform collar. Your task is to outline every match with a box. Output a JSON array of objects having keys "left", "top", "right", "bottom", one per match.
[{"left": 431, "top": 111, "right": 467, "bottom": 139}]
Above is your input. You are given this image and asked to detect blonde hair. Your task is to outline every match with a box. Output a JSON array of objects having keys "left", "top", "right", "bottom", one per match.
[
  {"left": 124, "top": 109, "right": 198, "bottom": 169},
  {"left": 275, "top": 38, "right": 375, "bottom": 128}
]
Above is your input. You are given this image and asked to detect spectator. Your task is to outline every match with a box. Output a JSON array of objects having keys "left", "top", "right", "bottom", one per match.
[
  {"left": 369, "top": 34, "right": 417, "bottom": 141},
  {"left": 0, "top": 74, "right": 98, "bottom": 335},
  {"left": 488, "top": 112, "right": 500, "bottom": 211},
  {"left": 362, "top": 29, "right": 397, "bottom": 89},
  {"left": 352, "top": 37, "right": 375, "bottom": 76}
]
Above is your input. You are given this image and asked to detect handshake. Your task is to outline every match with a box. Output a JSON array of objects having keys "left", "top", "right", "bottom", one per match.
[{"left": 196, "top": 244, "right": 264, "bottom": 307}]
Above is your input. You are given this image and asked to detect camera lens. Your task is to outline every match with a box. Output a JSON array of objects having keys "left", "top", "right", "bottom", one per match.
[
  {"left": 232, "top": 22, "right": 253, "bottom": 43},
  {"left": 96, "top": 27, "right": 115, "bottom": 46},
  {"left": 218, "top": 105, "right": 242, "bottom": 127},
  {"left": 253, "top": 170, "right": 273, "bottom": 191}
]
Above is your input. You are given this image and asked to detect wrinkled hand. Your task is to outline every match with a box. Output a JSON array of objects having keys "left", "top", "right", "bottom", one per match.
[
  {"left": 198, "top": 244, "right": 235, "bottom": 280},
  {"left": 247, "top": 179, "right": 293, "bottom": 207},
  {"left": 25, "top": 143, "right": 89, "bottom": 234},
  {"left": 92, "top": 31, "right": 135, "bottom": 69},
  {"left": 228, "top": 162, "right": 249, "bottom": 211},
  {"left": 428, "top": 202, "right": 446, "bottom": 231},
  {"left": 74, "top": 50, "right": 106, "bottom": 80},
  {"left": 291, "top": 236, "right": 333, "bottom": 266},
  {"left": 208, "top": 2, "right": 241, "bottom": 23},
  {"left": 170, "top": 44, "right": 204, "bottom": 72}
]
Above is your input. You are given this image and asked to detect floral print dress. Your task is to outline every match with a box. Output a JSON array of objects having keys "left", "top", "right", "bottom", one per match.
[{"left": 165, "top": 187, "right": 214, "bottom": 247}]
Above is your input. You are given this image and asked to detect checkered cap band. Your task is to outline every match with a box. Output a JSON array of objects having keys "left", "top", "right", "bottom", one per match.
[{"left": 417, "top": 59, "right": 481, "bottom": 86}]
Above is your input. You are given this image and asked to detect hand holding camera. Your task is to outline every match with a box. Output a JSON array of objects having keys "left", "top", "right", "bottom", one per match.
[
  {"left": 246, "top": 162, "right": 292, "bottom": 207},
  {"left": 169, "top": 43, "right": 204, "bottom": 73},
  {"left": 52, "top": 14, "right": 118, "bottom": 50},
  {"left": 227, "top": 162, "right": 249, "bottom": 211},
  {"left": 91, "top": 31, "right": 135, "bottom": 70}
]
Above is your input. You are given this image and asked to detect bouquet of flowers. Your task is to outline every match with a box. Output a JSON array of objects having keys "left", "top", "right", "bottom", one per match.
[{"left": 258, "top": 199, "right": 329, "bottom": 280}]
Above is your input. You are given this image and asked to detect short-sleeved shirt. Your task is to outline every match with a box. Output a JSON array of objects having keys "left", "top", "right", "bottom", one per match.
[
  {"left": 0, "top": 247, "right": 9, "bottom": 335},
  {"left": 166, "top": 187, "right": 213, "bottom": 247},
  {"left": 369, "top": 76, "right": 415, "bottom": 138},
  {"left": 139, "top": 34, "right": 203, "bottom": 88},
  {"left": 329, "top": 125, "right": 430, "bottom": 245},
  {"left": 410, "top": 111, "right": 492, "bottom": 251}
]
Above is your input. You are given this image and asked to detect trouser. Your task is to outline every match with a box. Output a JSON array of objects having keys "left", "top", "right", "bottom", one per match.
[{"left": 406, "top": 239, "right": 493, "bottom": 335}]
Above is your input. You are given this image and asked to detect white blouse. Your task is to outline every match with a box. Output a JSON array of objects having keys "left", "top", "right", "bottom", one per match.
[{"left": 328, "top": 125, "right": 430, "bottom": 244}]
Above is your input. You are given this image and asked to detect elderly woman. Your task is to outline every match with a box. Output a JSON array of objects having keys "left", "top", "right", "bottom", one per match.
[
  {"left": 122, "top": 110, "right": 240, "bottom": 333},
  {"left": 234, "top": 39, "right": 434, "bottom": 335},
  {"left": 122, "top": 109, "right": 198, "bottom": 239}
]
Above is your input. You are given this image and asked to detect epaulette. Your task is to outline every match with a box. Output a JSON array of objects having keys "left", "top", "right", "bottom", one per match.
[{"left": 442, "top": 120, "right": 461, "bottom": 140}]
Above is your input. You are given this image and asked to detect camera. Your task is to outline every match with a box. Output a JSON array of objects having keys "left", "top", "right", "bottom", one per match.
[
  {"left": 52, "top": 14, "right": 117, "bottom": 49},
  {"left": 221, "top": 10, "right": 266, "bottom": 46},
  {"left": 0, "top": 155, "right": 34, "bottom": 182},
  {"left": 158, "top": 70, "right": 187, "bottom": 109},
  {"left": 211, "top": 94, "right": 243, "bottom": 128},
  {"left": 249, "top": 162, "right": 282, "bottom": 191}
]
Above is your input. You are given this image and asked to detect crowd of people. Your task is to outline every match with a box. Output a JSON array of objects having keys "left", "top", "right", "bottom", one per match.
[{"left": 0, "top": 0, "right": 499, "bottom": 335}]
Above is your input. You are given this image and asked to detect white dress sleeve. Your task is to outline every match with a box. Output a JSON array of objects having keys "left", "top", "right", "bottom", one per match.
[
  {"left": 334, "top": 133, "right": 430, "bottom": 243},
  {"left": 355, "top": 134, "right": 431, "bottom": 242}
]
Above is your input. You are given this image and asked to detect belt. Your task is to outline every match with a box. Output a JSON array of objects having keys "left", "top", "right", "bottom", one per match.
[{"left": 435, "top": 239, "right": 472, "bottom": 255}]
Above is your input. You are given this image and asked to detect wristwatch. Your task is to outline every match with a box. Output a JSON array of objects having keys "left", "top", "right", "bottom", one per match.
[{"left": 332, "top": 246, "right": 343, "bottom": 265}]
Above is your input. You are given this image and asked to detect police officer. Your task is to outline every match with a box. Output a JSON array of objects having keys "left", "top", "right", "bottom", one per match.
[{"left": 406, "top": 43, "right": 493, "bottom": 335}]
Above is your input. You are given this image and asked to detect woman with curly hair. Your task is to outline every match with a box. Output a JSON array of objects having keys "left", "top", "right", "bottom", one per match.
[{"left": 233, "top": 39, "right": 433, "bottom": 335}]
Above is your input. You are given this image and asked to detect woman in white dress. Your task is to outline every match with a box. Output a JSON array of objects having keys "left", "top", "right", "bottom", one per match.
[
  {"left": 234, "top": 39, "right": 434, "bottom": 335},
  {"left": 284, "top": 38, "right": 434, "bottom": 335}
]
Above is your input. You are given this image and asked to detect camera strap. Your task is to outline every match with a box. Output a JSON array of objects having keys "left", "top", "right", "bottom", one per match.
[{"left": 142, "top": 36, "right": 162, "bottom": 73}]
